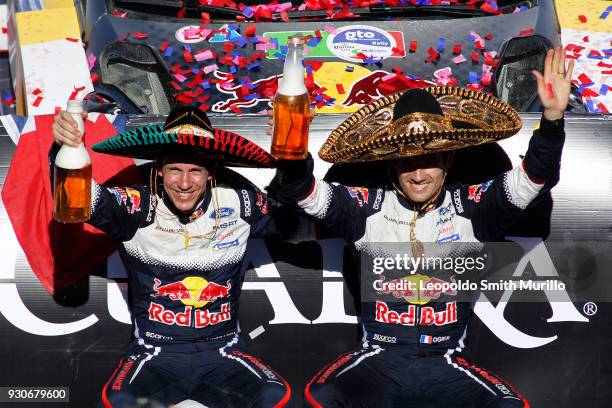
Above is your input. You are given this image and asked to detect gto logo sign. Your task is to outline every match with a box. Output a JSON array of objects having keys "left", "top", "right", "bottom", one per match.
[{"left": 0, "top": 219, "right": 589, "bottom": 348}]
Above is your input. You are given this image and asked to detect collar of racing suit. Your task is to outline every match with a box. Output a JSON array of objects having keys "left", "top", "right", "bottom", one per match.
[
  {"left": 158, "top": 184, "right": 212, "bottom": 225},
  {"left": 393, "top": 184, "right": 447, "bottom": 215}
]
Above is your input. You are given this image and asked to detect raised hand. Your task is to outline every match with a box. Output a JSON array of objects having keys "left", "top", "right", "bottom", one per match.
[{"left": 532, "top": 46, "right": 575, "bottom": 121}]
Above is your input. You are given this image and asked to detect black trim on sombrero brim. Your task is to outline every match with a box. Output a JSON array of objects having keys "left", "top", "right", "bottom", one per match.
[{"left": 92, "top": 125, "right": 276, "bottom": 168}]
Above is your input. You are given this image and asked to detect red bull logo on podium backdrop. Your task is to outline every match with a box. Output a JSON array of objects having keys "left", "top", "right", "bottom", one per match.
[{"left": 152, "top": 276, "right": 231, "bottom": 308}]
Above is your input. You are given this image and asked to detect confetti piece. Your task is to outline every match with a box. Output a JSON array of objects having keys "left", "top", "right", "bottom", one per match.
[
  {"left": 545, "top": 83, "right": 555, "bottom": 99},
  {"left": 134, "top": 32, "right": 148, "bottom": 40},
  {"left": 578, "top": 15, "right": 587, "bottom": 23},
  {"left": 434, "top": 67, "right": 452, "bottom": 79},
  {"left": 183, "top": 50, "right": 193, "bottom": 63},
  {"left": 32, "top": 88, "right": 42, "bottom": 95},
  {"left": 177, "top": 7, "right": 186, "bottom": 18},
  {"left": 201, "top": 12, "right": 211, "bottom": 24},
  {"left": 203, "top": 64, "right": 218, "bottom": 74},
  {"left": 437, "top": 38, "right": 446, "bottom": 52},
  {"left": 194, "top": 49, "right": 214, "bottom": 62},
  {"left": 87, "top": 54, "right": 96, "bottom": 71},
  {"left": 336, "top": 83, "right": 345, "bottom": 94},
  {"left": 425, "top": 47, "right": 439, "bottom": 63},
  {"left": 484, "top": 34, "right": 493, "bottom": 41},
  {"left": 453, "top": 44, "right": 461, "bottom": 55},
  {"left": 578, "top": 73, "right": 594, "bottom": 86},
  {"left": 471, "top": 52, "right": 480, "bottom": 63},
  {"left": 90, "top": 73, "right": 99, "bottom": 83},
  {"left": 519, "top": 28, "right": 535, "bottom": 37},
  {"left": 324, "top": 25, "right": 338, "bottom": 34},
  {"left": 164, "top": 46, "right": 174, "bottom": 57},
  {"left": 597, "top": 103, "right": 609, "bottom": 113},
  {"left": 244, "top": 24, "right": 256, "bottom": 37},
  {"left": 33, "top": 96, "right": 43, "bottom": 107},
  {"left": 600, "top": 85, "right": 609, "bottom": 96},
  {"left": 65, "top": 38, "right": 79, "bottom": 42},
  {"left": 159, "top": 41, "right": 171, "bottom": 52},
  {"left": 409, "top": 40, "right": 418, "bottom": 53},
  {"left": 481, "top": 72, "right": 493, "bottom": 86},
  {"left": 111, "top": 9, "right": 127, "bottom": 18},
  {"left": 469, "top": 72, "right": 479, "bottom": 84},
  {"left": 173, "top": 74, "right": 188, "bottom": 83},
  {"left": 345, "top": 65, "right": 354, "bottom": 72},
  {"left": 452, "top": 55, "right": 467, "bottom": 64},
  {"left": 1, "top": 27, "right": 6, "bottom": 34}
]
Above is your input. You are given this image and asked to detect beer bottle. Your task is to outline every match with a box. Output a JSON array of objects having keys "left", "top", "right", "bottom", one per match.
[
  {"left": 271, "top": 35, "right": 310, "bottom": 160},
  {"left": 53, "top": 100, "right": 92, "bottom": 223}
]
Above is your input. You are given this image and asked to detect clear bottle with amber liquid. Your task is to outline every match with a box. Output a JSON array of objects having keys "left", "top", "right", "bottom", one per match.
[
  {"left": 53, "top": 100, "right": 92, "bottom": 223},
  {"left": 271, "top": 35, "right": 310, "bottom": 160}
]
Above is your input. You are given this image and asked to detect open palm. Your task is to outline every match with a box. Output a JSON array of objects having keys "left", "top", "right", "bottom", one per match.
[{"left": 532, "top": 47, "right": 575, "bottom": 120}]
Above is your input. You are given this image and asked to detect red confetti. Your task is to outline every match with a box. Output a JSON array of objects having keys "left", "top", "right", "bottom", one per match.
[
  {"left": 244, "top": 24, "right": 257, "bottom": 37},
  {"left": 199, "top": 104, "right": 210, "bottom": 112},
  {"left": 65, "top": 38, "right": 79, "bottom": 42},
  {"left": 519, "top": 28, "right": 535, "bottom": 37},
  {"left": 2, "top": 27, "right": 7, "bottom": 34},
  {"left": 578, "top": 73, "right": 593, "bottom": 85},
  {"left": 336, "top": 83, "right": 345, "bottom": 94},
  {"left": 32, "top": 88, "right": 42, "bottom": 95},
  {"left": 201, "top": 12, "right": 211, "bottom": 24},
  {"left": 315, "top": 30, "right": 322, "bottom": 38},
  {"left": 597, "top": 103, "right": 609, "bottom": 114},
  {"left": 409, "top": 40, "right": 417, "bottom": 52},
  {"left": 280, "top": 11, "right": 289, "bottom": 22},
  {"left": 177, "top": 7, "right": 186, "bottom": 18},
  {"left": 546, "top": 83, "right": 555, "bottom": 99},
  {"left": 581, "top": 88, "right": 599, "bottom": 97},
  {"left": 484, "top": 34, "right": 493, "bottom": 40},
  {"left": 453, "top": 44, "right": 461, "bottom": 55},
  {"left": 133, "top": 32, "right": 148, "bottom": 40},
  {"left": 304, "top": 60, "right": 324, "bottom": 72},
  {"left": 578, "top": 15, "right": 587, "bottom": 23},
  {"left": 159, "top": 41, "right": 171, "bottom": 52},
  {"left": 90, "top": 73, "right": 99, "bottom": 83},
  {"left": 426, "top": 48, "right": 440, "bottom": 63},
  {"left": 111, "top": 9, "right": 127, "bottom": 18},
  {"left": 69, "top": 86, "right": 86, "bottom": 100},
  {"left": 583, "top": 36, "right": 589, "bottom": 42},
  {"left": 183, "top": 50, "right": 193, "bottom": 63},
  {"left": 176, "top": 94, "right": 193, "bottom": 104},
  {"left": 471, "top": 52, "right": 480, "bottom": 63},
  {"left": 54, "top": 106, "right": 62, "bottom": 115},
  {"left": 597, "top": 61, "right": 612, "bottom": 69},
  {"left": 33, "top": 96, "right": 43, "bottom": 107}
]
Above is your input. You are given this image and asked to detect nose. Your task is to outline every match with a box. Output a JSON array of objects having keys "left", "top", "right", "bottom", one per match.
[
  {"left": 178, "top": 172, "right": 191, "bottom": 190},
  {"left": 412, "top": 169, "right": 427, "bottom": 182}
]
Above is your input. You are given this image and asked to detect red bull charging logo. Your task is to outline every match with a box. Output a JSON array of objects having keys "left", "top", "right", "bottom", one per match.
[
  {"left": 377, "top": 274, "right": 457, "bottom": 305},
  {"left": 152, "top": 276, "right": 231, "bottom": 308}
]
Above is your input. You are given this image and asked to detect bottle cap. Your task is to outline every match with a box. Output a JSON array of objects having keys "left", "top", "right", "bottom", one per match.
[
  {"left": 287, "top": 35, "right": 306, "bottom": 46},
  {"left": 67, "top": 99, "right": 84, "bottom": 113}
]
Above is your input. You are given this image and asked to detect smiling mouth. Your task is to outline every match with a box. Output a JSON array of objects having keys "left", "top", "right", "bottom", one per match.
[{"left": 409, "top": 183, "right": 430, "bottom": 192}]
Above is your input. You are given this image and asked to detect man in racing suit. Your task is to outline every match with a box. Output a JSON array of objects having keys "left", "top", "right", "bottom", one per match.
[
  {"left": 51, "top": 106, "right": 291, "bottom": 407},
  {"left": 275, "top": 47, "right": 572, "bottom": 407}
]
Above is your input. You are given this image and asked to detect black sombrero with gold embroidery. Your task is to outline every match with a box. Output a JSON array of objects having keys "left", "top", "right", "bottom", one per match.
[
  {"left": 319, "top": 86, "right": 522, "bottom": 163},
  {"left": 92, "top": 106, "right": 275, "bottom": 168}
]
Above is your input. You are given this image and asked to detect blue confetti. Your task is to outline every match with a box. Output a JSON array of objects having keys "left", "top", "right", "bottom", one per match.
[
  {"left": 229, "top": 66, "right": 237, "bottom": 73},
  {"left": 307, "top": 37, "right": 320, "bottom": 47},
  {"left": 183, "top": 44, "right": 191, "bottom": 52},
  {"left": 315, "top": 95, "right": 323, "bottom": 102},
  {"left": 306, "top": 65, "right": 313, "bottom": 74},
  {"left": 469, "top": 72, "right": 479, "bottom": 84},
  {"left": 192, "top": 68, "right": 200, "bottom": 75},
  {"left": 586, "top": 99, "right": 595, "bottom": 112},
  {"left": 247, "top": 62, "right": 260, "bottom": 71},
  {"left": 243, "top": 6, "right": 254, "bottom": 18},
  {"left": 164, "top": 46, "right": 173, "bottom": 57},
  {"left": 202, "top": 81, "right": 210, "bottom": 90},
  {"left": 600, "top": 84, "right": 609, "bottom": 96},
  {"left": 345, "top": 66, "right": 354, "bottom": 72},
  {"left": 437, "top": 38, "right": 446, "bottom": 52},
  {"left": 274, "top": 52, "right": 286, "bottom": 61}
]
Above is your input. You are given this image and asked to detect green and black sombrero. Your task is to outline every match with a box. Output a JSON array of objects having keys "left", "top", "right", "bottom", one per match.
[{"left": 92, "top": 106, "right": 276, "bottom": 168}]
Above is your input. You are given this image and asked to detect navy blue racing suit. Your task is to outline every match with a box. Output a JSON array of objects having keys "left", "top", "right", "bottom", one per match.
[
  {"left": 50, "top": 147, "right": 291, "bottom": 407},
  {"left": 276, "top": 117, "right": 565, "bottom": 408}
]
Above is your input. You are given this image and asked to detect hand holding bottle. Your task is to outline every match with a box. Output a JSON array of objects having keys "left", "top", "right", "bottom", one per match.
[{"left": 52, "top": 110, "right": 88, "bottom": 147}]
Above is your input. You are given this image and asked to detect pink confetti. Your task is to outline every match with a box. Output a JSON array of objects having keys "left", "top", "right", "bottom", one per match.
[
  {"left": 203, "top": 64, "right": 218, "bottom": 74},
  {"left": 452, "top": 55, "right": 467, "bottom": 64},
  {"left": 87, "top": 54, "right": 96, "bottom": 71},
  {"left": 194, "top": 49, "right": 214, "bottom": 62},
  {"left": 173, "top": 74, "right": 188, "bottom": 83},
  {"left": 434, "top": 67, "right": 453, "bottom": 79},
  {"left": 324, "top": 25, "right": 338, "bottom": 34}
]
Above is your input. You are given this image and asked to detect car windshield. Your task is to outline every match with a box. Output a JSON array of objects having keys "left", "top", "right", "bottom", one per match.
[{"left": 113, "top": 0, "right": 536, "bottom": 21}]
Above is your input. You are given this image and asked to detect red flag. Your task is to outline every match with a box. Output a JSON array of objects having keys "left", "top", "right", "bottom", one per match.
[{"left": 1, "top": 114, "right": 143, "bottom": 295}]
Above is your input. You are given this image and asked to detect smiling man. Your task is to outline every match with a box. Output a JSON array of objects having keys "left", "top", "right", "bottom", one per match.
[
  {"left": 276, "top": 47, "right": 572, "bottom": 407},
  {"left": 51, "top": 106, "right": 291, "bottom": 407}
]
